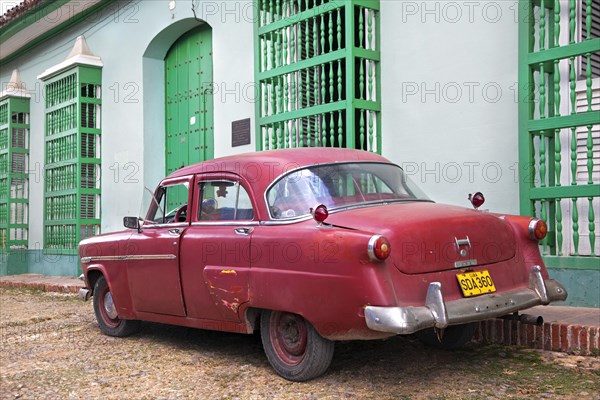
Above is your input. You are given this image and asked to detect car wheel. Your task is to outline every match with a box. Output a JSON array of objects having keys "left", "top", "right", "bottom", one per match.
[
  {"left": 415, "top": 323, "right": 475, "bottom": 350},
  {"left": 93, "top": 276, "right": 140, "bottom": 337},
  {"left": 260, "top": 310, "right": 334, "bottom": 381}
]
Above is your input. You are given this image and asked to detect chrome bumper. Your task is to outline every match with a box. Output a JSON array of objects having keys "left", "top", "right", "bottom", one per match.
[
  {"left": 78, "top": 288, "right": 91, "bottom": 301},
  {"left": 365, "top": 265, "right": 567, "bottom": 335}
]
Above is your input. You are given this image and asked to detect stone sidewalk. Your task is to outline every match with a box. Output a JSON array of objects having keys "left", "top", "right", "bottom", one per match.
[
  {"left": 0, "top": 273, "right": 83, "bottom": 293},
  {"left": 1, "top": 274, "right": 598, "bottom": 355}
]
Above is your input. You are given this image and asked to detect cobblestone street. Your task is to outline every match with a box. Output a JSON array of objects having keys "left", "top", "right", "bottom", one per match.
[{"left": 1, "top": 287, "right": 598, "bottom": 400}]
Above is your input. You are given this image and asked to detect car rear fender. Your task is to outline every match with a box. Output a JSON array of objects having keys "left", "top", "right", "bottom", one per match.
[
  {"left": 245, "top": 265, "right": 399, "bottom": 340},
  {"left": 503, "top": 215, "right": 549, "bottom": 278}
]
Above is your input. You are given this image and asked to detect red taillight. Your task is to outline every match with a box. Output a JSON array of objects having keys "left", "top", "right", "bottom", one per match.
[
  {"left": 469, "top": 192, "right": 485, "bottom": 209},
  {"left": 312, "top": 204, "right": 329, "bottom": 223},
  {"left": 529, "top": 218, "right": 548, "bottom": 240},
  {"left": 368, "top": 235, "right": 391, "bottom": 262}
]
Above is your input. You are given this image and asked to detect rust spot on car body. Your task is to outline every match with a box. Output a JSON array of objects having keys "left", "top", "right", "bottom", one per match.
[
  {"left": 220, "top": 269, "right": 237, "bottom": 275},
  {"left": 203, "top": 266, "right": 249, "bottom": 321},
  {"left": 221, "top": 299, "right": 240, "bottom": 312}
]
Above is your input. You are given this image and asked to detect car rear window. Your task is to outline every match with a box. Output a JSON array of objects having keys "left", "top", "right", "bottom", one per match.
[{"left": 266, "top": 162, "right": 430, "bottom": 220}]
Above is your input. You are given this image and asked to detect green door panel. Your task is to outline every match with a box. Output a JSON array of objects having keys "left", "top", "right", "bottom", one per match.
[{"left": 165, "top": 26, "right": 214, "bottom": 176}]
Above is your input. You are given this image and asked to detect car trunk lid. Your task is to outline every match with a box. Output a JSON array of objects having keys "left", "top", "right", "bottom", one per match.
[{"left": 325, "top": 202, "right": 516, "bottom": 274}]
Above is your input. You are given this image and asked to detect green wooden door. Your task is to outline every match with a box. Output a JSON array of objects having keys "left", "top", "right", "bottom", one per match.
[{"left": 165, "top": 26, "right": 214, "bottom": 176}]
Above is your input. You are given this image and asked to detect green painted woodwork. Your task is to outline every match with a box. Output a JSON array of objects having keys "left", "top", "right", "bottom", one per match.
[
  {"left": 165, "top": 26, "right": 214, "bottom": 177},
  {"left": 0, "top": 0, "right": 112, "bottom": 66},
  {"left": 254, "top": 0, "right": 381, "bottom": 152},
  {"left": 0, "top": 95, "right": 30, "bottom": 252},
  {"left": 41, "top": 66, "right": 102, "bottom": 255},
  {"left": 519, "top": 0, "right": 599, "bottom": 269}
]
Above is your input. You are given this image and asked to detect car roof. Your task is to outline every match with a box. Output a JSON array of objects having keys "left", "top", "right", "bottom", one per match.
[{"left": 166, "top": 148, "right": 391, "bottom": 183}]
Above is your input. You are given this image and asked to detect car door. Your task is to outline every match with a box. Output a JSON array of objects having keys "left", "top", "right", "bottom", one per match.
[
  {"left": 179, "top": 174, "right": 256, "bottom": 321},
  {"left": 125, "top": 176, "right": 192, "bottom": 317}
]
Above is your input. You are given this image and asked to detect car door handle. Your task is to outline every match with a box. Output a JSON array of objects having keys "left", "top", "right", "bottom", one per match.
[
  {"left": 169, "top": 228, "right": 181, "bottom": 236},
  {"left": 234, "top": 227, "right": 253, "bottom": 236}
]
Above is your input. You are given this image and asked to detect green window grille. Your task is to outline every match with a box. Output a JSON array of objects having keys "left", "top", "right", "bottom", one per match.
[
  {"left": 0, "top": 95, "right": 30, "bottom": 251},
  {"left": 41, "top": 66, "right": 101, "bottom": 254},
  {"left": 518, "top": 0, "right": 599, "bottom": 269},
  {"left": 254, "top": 0, "right": 381, "bottom": 152}
]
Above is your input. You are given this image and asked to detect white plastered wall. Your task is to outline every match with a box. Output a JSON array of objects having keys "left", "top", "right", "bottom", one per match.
[{"left": 380, "top": 0, "right": 520, "bottom": 214}]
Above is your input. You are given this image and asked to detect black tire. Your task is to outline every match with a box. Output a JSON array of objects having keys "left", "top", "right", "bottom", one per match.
[
  {"left": 93, "top": 276, "right": 140, "bottom": 337},
  {"left": 415, "top": 323, "right": 475, "bottom": 350},
  {"left": 260, "top": 310, "right": 334, "bottom": 381}
]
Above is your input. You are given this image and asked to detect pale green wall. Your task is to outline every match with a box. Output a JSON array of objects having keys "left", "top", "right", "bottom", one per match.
[
  {"left": 0, "top": 0, "right": 256, "bottom": 239},
  {"left": 0, "top": 251, "right": 80, "bottom": 276},
  {"left": 548, "top": 269, "right": 600, "bottom": 308}
]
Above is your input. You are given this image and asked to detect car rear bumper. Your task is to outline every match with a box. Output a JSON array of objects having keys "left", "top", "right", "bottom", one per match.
[
  {"left": 79, "top": 288, "right": 91, "bottom": 301},
  {"left": 364, "top": 265, "right": 568, "bottom": 335}
]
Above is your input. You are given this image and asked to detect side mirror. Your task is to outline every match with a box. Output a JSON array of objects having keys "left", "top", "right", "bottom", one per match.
[{"left": 123, "top": 216, "right": 141, "bottom": 232}]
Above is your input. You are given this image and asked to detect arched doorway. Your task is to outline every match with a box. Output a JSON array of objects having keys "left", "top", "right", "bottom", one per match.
[{"left": 164, "top": 26, "right": 213, "bottom": 175}]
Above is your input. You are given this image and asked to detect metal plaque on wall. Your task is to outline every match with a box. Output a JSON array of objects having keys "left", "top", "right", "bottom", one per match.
[{"left": 232, "top": 118, "right": 251, "bottom": 147}]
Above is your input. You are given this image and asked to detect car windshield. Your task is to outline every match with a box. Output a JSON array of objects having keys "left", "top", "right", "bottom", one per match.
[{"left": 267, "top": 162, "right": 430, "bottom": 219}]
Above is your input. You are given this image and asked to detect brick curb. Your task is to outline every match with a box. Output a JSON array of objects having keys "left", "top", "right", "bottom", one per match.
[
  {"left": 0, "top": 278, "right": 83, "bottom": 294},
  {"left": 474, "top": 319, "right": 599, "bottom": 356}
]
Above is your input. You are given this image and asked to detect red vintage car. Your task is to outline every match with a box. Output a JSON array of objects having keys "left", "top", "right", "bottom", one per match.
[{"left": 78, "top": 148, "right": 567, "bottom": 381}]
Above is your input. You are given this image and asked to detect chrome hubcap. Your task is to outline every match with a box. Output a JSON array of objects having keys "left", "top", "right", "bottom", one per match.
[{"left": 103, "top": 292, "right": 118, "bottom": 319}]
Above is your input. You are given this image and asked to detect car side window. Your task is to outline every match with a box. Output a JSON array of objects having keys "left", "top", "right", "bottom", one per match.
[
  {"left": 198, "top": 180, "right": 254, "bottom": 221},
  {"left": 146, "top": 182, "right": 190, "bottom": 224}
]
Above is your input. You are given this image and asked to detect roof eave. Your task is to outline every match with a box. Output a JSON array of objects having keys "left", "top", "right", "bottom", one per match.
[{"left": 0, "top": 0, "right": 111, "bottom": 66}]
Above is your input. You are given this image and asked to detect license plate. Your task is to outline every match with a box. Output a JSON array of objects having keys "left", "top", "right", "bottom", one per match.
[{"left": 456, "top": 270, "right": 496, "bottom": 297}]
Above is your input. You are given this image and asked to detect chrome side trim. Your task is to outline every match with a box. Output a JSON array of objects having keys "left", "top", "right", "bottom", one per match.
[
  {"left": 190, "top": 221, "right": 260, "bottom": 227},
  {"left": 80, "top": 254, "right": 177, "bottom": 264},
  {"left": 364, "top": 265, "right": 568, "bottom": 335},
  {"left": 140, "top": 221, "right": 189, "bottom": 229},
  {"left": 259, "top": 201, "right": 433, "bottom": 226},
  {"left": 259, "top": 216, "right": 314, "bottom": 226}
]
